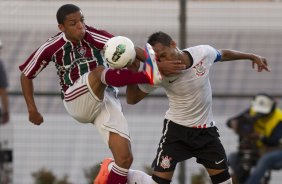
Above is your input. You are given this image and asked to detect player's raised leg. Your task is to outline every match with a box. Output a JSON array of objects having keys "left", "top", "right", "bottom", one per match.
[{"left": 98, "top": 43, "right": 163, "bottom": 88}]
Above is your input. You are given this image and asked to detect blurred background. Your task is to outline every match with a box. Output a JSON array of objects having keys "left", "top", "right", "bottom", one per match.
[{"left": 0, "top": 0, "right": 282, "bottom": 183}]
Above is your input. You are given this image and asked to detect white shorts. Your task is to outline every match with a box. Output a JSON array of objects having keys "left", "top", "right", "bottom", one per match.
[{"left": 63, "top": 73, "right": 130, "bottom": 144}]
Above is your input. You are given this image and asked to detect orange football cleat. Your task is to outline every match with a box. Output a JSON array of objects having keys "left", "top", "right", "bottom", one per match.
[{"left": 93, "top": 158, "right": 114, "bottom": 184}]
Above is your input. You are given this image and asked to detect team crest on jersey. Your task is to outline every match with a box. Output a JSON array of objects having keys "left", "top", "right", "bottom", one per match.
[
  {"left": 193, "top": 61, "right": 206, "bottom": 76},
  {"left": 77, "top": 47, "right": 86, "bottom": 57},
  {"left": 160, "top": 156, "right": 172, "bottom": 169}
]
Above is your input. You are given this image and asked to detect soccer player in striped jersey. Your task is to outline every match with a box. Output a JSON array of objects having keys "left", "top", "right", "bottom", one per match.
[
  {"left": 18, "top": 4, "right": 177, "bottom": 184},
  {"left": 125, "top": 31, "right": 270, "bottom": 184}
]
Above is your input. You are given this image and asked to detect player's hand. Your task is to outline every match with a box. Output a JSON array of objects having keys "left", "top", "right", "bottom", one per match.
[
  {"left": 0, "top": 112, "right": 9, "bottom": 125},
  {"left": 251, "top": 55, "right": 270, "bottom": 72},
  {"left": 29, "top": 110, "right": 44, "bottom": 125},
  {"left": 157, "top": 60, "right": 186, "bottom": 76}
]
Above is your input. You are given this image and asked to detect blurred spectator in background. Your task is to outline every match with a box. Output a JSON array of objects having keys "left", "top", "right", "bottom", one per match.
[
  {"left": 227, "top": 93, "right": 282, "bottom": 184},
  {"left": 0, "top": 39, "right": 9, "bottom": 125}
]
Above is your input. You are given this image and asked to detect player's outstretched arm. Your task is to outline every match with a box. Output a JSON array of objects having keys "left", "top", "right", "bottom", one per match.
[
  {"left": 126, "top": 84, "right": 148, "bottom": 105},
  {"left": 20, "top": 73, "right": 44, "bottom": 125},
  {"left": 219, "top": 49, "right": 270, "bottom": 72},
  {"left": 125, "top": 59, "right": 148, "bottom": 104}
]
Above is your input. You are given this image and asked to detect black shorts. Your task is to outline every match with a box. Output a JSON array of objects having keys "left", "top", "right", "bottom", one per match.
[{"left": 152, "top": 119, "right": 229, "bottom": 172}]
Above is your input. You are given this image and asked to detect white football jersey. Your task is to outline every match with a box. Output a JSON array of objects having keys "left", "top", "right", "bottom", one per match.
[{"left": 139, "top": 45, "right": 221, "bottom": 128}]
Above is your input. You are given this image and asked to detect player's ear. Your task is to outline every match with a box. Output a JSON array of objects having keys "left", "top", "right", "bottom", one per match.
[
  {"left": 171, "top": 40, "right": 177, "bottom": 48},
  {"left": 58, "top": 24, "right": 65, "bottom": 32}
]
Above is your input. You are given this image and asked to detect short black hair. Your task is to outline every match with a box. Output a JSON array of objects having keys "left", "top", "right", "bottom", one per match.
[
  {"left": 147, "top": 31, "right": 172, "bottom": 47},
  {"left": 56, "top": 4, "right": 81, "bottom": 24}
]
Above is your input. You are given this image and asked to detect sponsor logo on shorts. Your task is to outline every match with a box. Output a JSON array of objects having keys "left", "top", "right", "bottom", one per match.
[
  {"left": 215, "top": 159, "right": 225, "bottom": 165},
  {"left": 160, "top": 155, "right": 172, "bottom": 169}
]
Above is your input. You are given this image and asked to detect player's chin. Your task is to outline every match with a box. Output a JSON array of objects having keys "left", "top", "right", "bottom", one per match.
[{"left": 78, "top": 31, "right": 85, "bottom": 40}]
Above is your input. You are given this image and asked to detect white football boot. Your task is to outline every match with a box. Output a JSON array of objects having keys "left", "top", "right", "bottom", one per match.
[{"left": 144, "top": 43, "right": 162, "bottom": 85}]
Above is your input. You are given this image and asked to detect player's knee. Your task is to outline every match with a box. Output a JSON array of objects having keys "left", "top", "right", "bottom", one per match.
[
  {"left": 90, "top": 65, "right": 103, "bottom": 76},
  {"left": 88, "top": 66, "right": 105, "bottom": 85},
  {"left": 210, "top": 169, "right": 231, "bottom": 184},
  {"left": 152, "top": 174, "right": 171, "bottom": 184}
]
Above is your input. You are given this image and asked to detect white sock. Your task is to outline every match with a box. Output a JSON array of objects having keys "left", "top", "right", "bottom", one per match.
[
  {"left": 127, "top": 169, "right": 157, "bottom": 184},
  {"left": 218, "top": 178, "right": 232, "bottom": 184}
]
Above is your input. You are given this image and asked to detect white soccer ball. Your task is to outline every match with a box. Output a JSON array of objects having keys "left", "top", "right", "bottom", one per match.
[{"left": 103, "top": 36, "right": 136, "bottom": 69}]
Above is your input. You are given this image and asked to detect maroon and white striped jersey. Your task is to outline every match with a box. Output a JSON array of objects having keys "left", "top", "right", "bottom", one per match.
[{"left": 19, "top": 25, "right": 113, "bottom": 94}]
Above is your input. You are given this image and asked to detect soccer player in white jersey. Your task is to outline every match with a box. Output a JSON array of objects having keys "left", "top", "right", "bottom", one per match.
[
  {"left": 18, "top": 4, "right": 175, "bottom": 184},
  {"left": 124, "top": 31, "right": 270, "bottom": 184}
]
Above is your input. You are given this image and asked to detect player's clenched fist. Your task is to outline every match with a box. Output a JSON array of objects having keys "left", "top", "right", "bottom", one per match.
[{"left": 29, "top": 110, "right": 43, "bottom": 125}]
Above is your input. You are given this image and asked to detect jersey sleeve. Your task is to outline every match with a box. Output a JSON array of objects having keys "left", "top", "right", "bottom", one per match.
[
  {"left": 208, "top": 46, "right": 222, "bottom": 63},
  {"left": 19, "top": 43, "right": 53, "bottom": 79},
  {"left": 186, "top": 45, "right": 221, "bottom": 68}
]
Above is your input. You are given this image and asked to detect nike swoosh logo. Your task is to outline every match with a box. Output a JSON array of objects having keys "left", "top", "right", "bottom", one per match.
[
  {"left": 215, "top": 159, "right": 224, "bottom": 165},
  {"left": 168, "top": 79, "right": 177, "bottom": 83}
]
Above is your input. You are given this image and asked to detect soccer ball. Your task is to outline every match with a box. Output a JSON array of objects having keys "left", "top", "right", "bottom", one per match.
[{"left": 103, "top": 36, "right": 136, "bottom": 69}]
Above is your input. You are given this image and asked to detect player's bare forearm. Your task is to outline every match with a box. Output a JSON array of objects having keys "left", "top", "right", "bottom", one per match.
[
  {"left": 126, "top": 85, "right": 147, "bottom": 105},
  {"left": 219, "top": 49, "right": 255, "bottom": 61},
  {"left": 20, "top": 73, "right": 37, "bottom": 112},
  {"left": 219, "top": 49, "right": 270, "bottom": 72},
  {"left": 20, "top": 73, "right": 44, "bottom": 125}
]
